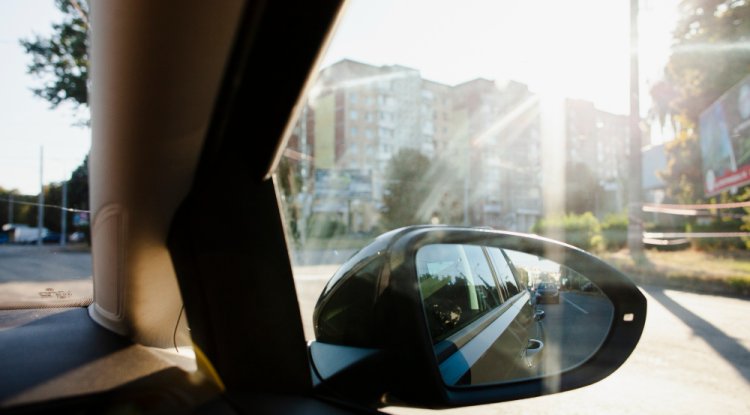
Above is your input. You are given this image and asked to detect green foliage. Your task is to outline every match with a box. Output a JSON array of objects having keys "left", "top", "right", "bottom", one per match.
[
  {"left": 727, "top": 276, "right": 750, "bottom": 296},
  {"left": 653, "top": 0, "right": 750, "bottom": 123},
  {"left": 67, "top": 154, "right": 89, "bottom": 214},
  {"left": 0, "top": 156, "right": 89, "bottom": 241},
  {"left": 307, "top": 216, "right": 347, "bottom": 239},
  {"left": 0, "top": 190, "right": 37, "bottom": 227},
  {"left": 689, "top": 217, "right": 746, "bottom": 251},
  {"left": 381, "top": 148, "right": 439, "bottom": 229},
  {"left": 650, "top": 1, "right": 750, "bottom": 204},
  {"left": 20, "top": 0, "right": 89, "bottom": 110},
  {"left": 16, "top": 1, "right": 91, "bottom": 241},
  {"left": 532, "top": 212, "right": 603, "bottom": 251},
  {"left": 658, "top": 121, "right": 705, "bottom": 204},
  {"left": 601, "top": 213, "right": 628, "bottom": 251}
]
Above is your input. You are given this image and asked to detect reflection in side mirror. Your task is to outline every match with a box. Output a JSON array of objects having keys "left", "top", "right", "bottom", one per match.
[
  {"left": 416, "top": 244, "right": 614, "bottom": 386},
  {"left": 534, "top": 310, "right": 545, "bottom": 321},
  {"left": 309, "top": 226, "right": 646, "bottom": 409}
]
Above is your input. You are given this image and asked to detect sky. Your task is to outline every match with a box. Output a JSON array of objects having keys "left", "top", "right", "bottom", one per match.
[
  {"left": 0, "top": 0, "right": 678, "bottom": 195},
  {"left": 322, "top": 0, "right": 678, "bottom": 115},
  {"left": 0, "top": 0, "right": 90, "bottom": 195}
]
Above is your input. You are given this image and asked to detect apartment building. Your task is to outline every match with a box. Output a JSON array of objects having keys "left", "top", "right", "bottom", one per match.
[
  {"left": 288, "top": 59, "right": 545, "bottom": 233},
  {"left": 565, "top": 99, "right": 630, "bottom": 215}
]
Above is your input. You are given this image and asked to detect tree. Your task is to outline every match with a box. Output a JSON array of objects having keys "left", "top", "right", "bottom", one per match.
[
  {"left": 381, "top": 149, "right": 439, "bottom": 229},
  {"left": 651, "top": 0, "right": 750, "bottom": 203},
  {"left": 20, "top": 1, "right": 91, "bottom": 237},
  {"left": 67, "top": 154, "right": 89, "bottom": 213},
  {"left": 654, "top": 0, "right": 750, "bottom": 123},
  {"left": 20, "top": 0, "right": 89, "bottom": 110},
  {"left": 657, "top": 118, "right": 705, "bottom": 204}
]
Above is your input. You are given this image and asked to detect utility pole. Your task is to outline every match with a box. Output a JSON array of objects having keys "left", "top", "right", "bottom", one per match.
[
  {"left": 60, "top": 180, "right": 68, "bottom": 246},
  {"left": 7, "top": 193, "right": 13, "bottom": 224},
  {"left": 463, "top": 138, "right": 470, "bottom": 226},
  {"left": 37, "top": 146, "right": 45, "bottom": 247},
  {"left": 627, "top": 0, "right": 644, "bottom": 256}
]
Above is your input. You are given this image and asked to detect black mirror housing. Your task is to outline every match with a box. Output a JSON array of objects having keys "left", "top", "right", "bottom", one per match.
[{"left": 310, "top": 226, "right": 646, "bottom": 408}]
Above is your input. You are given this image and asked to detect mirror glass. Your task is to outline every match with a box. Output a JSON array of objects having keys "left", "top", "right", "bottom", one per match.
[{"left": 416, "top": 244, "right": 614, "bottom": 386}]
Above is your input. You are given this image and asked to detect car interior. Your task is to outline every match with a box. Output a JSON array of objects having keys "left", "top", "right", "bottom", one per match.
[
  {"left": 1, "top": 0, "right": 353, "bottom": 413},
  {"left": 0, "top": 1, "right": 647, "bottom": 414}
]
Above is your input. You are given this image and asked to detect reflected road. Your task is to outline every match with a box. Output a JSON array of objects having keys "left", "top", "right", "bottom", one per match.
[{"left": 537, "top": 291, "right": 613, "bottom": 372}]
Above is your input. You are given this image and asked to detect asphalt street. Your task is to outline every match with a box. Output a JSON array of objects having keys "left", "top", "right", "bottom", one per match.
[
  {"left": 1, "top": 246, "right": 749, "bottom": 413},
  {"left": 0, "top": 245, "right": 93, "bottom": 305},
  {"left": 536, "top": 291, "right": 614, "bottom": 373}
]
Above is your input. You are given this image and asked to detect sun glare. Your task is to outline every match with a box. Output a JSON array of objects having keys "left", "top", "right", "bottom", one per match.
[{"left": 322, "top": 0, "right": 668, "bottom": 115}]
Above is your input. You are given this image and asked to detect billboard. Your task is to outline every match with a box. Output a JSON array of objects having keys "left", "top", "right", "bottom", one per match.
[
  {"left": 314, "top": 169, "right": 372, "bottom": 199},
  {"left": 699, "top": 74, "right": 750, "bottom": 196}
]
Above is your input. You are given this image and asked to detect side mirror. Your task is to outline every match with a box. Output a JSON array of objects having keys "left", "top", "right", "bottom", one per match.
[{"left": 309, "top": 226, "right": 646, "bottom": 408}]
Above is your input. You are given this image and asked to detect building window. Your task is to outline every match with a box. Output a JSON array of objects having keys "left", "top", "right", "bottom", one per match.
[{"left": 350, "top": 110, "right": 358, "bottom": 120}]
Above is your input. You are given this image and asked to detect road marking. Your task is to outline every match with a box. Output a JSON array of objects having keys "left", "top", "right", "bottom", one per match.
[{"left": 564, "top": 298, "right": 589, "bottom": 314}]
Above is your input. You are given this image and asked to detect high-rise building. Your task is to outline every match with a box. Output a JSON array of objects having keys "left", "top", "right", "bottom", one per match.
[
  {"left": 447, "top": 79, "right": 542, "bottom": 231},
  {"left": 288, "top": 59, "right": 545, "bottom": 233},
  {"left": 565, "top": 99, "right": 630, "bottom": 215}
]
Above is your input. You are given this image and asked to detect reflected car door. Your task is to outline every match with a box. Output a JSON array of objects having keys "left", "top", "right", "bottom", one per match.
[
  {"left": 492, "top": 247, "right": 542, "bottom": 362},
  {"left": 454, "top": 246, "right": 541, "bottom": 385},
  {"left": 418, "top": 244, "right": 536, "bottom": 386}
]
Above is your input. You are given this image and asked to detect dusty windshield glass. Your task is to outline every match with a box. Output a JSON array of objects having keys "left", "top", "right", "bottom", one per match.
[
  {"left": 278, "top": 0, "right": 750, "bottom": 411},
  {"left": 0, "top": 0, "right": 91, "bottom": 309}
]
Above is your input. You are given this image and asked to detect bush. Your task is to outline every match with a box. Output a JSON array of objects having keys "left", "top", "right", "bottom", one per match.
[
  {"left": 689, "top": 219, "right": 746, "bottom": 252},
  {"left": 532, "top": 212, "right": 602, "bottom": 251},
  {"left": 307, "top": 217, "right": 347, "bottom": 239},
  {"left": 601, "top": 213, "right": 628, "bottom": 251}
]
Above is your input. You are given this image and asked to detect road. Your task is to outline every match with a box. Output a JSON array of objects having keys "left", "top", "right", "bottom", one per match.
[
  {"left": 1, "top": 246, "right": 749, "bottom": 413},
  {"left": 0, "top": 245, "right": 93, "bottom": 306},
  {"left": 535, "top": 291, "right": 614, "bottom": 373}
]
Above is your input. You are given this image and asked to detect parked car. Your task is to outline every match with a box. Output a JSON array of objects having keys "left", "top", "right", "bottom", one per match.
[
  {"left": 68, "top": 231, "right": 86, "bottom": 243},
  {"left": 42, "top": 231, "right": 62, "bottom": 244},
  {"left": 536, "top": 282, "right": 561, "bottom": 304},
  {"left": 2, "top": 223, "right": 45, "bottom": 244}
]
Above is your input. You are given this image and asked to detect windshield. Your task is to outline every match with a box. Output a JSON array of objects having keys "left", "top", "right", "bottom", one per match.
[
  {"left": 0, "top": 0, "right": 91, "bottom": 310},
  {"left": 275, "top": 0, "right": 750, "bottom": 412}
]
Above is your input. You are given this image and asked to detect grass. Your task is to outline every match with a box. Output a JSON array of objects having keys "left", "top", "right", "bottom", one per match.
[{"left": 600, "top": 249, "right": 750, "bottom": 298}]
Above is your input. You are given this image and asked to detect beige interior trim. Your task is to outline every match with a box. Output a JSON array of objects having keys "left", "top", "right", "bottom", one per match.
[{"left": 89, "top": 0, "right": 245, "bottom": 346}]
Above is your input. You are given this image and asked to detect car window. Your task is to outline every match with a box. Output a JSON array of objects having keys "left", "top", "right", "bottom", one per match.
[
  {"left": 486, "top": 247, "right": 521, "bottom": 297},
  {"left": 416, "top": 244, "right": 500, "bottom": 341},
  {"left": 463, "top": 245, "right": 504, "bottom": 305},
  {"left": 272, "top": 0, "right": 750, "bottom": 411},
  {"left": 0, "top": 0, "right": 91, "bottom": 310}
]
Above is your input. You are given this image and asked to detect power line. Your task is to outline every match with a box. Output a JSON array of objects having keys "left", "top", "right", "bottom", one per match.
[
  {"left": 0, "top": 197, "right": 89, "bottom": 214},
  {"left": 643, "top": 201, "right": 750, "bottom": 210}
]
